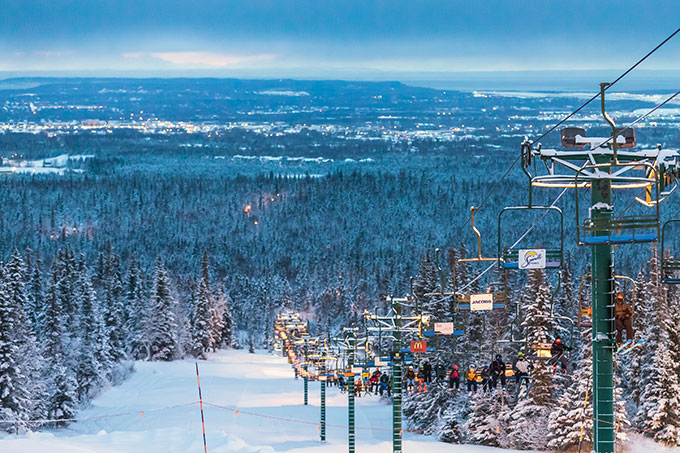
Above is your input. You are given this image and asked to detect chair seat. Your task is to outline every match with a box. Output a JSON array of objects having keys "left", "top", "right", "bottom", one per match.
[{"left": 583, "top": 233, "right": 657, "bottom": 245}]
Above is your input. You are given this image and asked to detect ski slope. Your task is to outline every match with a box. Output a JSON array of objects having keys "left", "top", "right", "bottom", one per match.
[{"left": 0, "top": 350, "right": 674, "bottom": 452}]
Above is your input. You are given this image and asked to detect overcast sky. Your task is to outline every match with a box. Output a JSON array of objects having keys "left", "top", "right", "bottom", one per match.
[{"left": 1, "top": 0, "right": 679, "bottom": 78}]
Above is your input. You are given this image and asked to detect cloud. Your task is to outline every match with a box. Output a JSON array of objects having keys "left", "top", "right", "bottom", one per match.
[{"left": 125, "top": 51, "right": 276, "bottom": 67}]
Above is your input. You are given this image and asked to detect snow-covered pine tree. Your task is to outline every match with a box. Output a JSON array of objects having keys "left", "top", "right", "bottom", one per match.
[
  {"left": 43, "top": 266, "right": 78, "bottom": 427},
  {"left": 0, "top": 261, "right": 31, "bottom": 432},
  {"left": 464, "top": 390, "right": 507, "bottom": 447},
  {"left": 75, "top": 259, "right": 106, "bottom": 401},
  {"left": 25, "top": 250, "right": 44, "bottom": 337},
  {"left": 508, "top": 268, "right": 557, "bottom": 450},
  {"left": 103, "top": 251, "right": 126, "bottom": 362},
  {"left": 210, "top": 285, "right": 227, "bottom": 351},
  {"left": 547, "top": 327, "right": 592, "bottom": 450},
  {"left": 125, "top": 254, "right": 149, "bottom": 360},
  {"left": 220, "top": 287, "right": 233, "bottom": 348},
  {"left": 149, "top": 257, "right": 179, "bottom": 361},
  {"left": 5, "top": 251, "right": 46, "bottom": 427},
  {"left": 191, "top": 253, "right": 213, "bottom": 358},
  {"left": 634, "top": 274, "right": 680, "bottom": 446}
]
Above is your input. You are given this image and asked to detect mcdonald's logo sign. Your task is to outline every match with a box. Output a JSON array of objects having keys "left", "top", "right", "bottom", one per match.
[{"left": 410, "top": 340, "right": 427, "bottom": 353}]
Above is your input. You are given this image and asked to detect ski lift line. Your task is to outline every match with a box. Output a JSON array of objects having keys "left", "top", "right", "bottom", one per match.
[
  {"left": 456, "top": 186, "right": 569, "bottom": 294},
  {"left": 534, "top": 26, "right": 680, "bottom": 144}
]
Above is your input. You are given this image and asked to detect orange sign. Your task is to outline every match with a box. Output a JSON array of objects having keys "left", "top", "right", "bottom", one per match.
[{"left": 410, "top": 340, "right": 427, "bottom": 353}]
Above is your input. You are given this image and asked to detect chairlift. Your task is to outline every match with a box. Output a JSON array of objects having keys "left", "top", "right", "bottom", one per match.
[
  {"left": 498, "top": 206, "right": 564, "bottom": 269},
  {"left": 575, "top": 162, "right": 660, "bottom": 246},
  {"left": 662, "top": 219, "right": 680, "bottom": 284},
  {"left": 577, "top": 274, "right": 636, "bottom": 328},
  {"left": 453, "top": 207, "right": 508, "bottom": 310}
]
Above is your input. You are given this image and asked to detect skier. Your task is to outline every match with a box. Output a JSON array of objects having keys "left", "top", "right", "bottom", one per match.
[
  {"left": 512, "top": 352, "right": 530, "bottom": 387},
  {"left": 338, "top": 375, "right": 346, "bottom": 393},
  {"left": 490, "top": 354, "right": 506, "bottom": 390},
  {"left": 436, "top": 361, "right": 447, "bottom": 382},
  {"left": 405, "top": 366, "right": 416, "bottom": 393},
  {"left": 550, "top": 337, "right": 570, "bottom": 373},
  {"left": 370, "top": 369, "right": 381, "bottom": 394},
  {"left": 379, "top": 371, "right": 390, "bottom": 396},
  {"left": 615, "top": 292, "right": 634, "bottom": 345},
  {"left": 423, "top": 359, "right": 433, "bottom": 383},
  {"left": 448, "top": 364, "right": 460, "bottom": 391},
  {"left": 465, "top": 366, "right": 478, "bottom": 394}
]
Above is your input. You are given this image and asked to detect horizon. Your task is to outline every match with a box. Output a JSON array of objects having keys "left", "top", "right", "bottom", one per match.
[{"left": 2, "top": 1, "right": 680, "bottom": 81}]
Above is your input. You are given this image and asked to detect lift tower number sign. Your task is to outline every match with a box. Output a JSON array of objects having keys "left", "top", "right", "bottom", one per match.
[{"left": 519, "top": 249, "right": 546, "bottom": 270}]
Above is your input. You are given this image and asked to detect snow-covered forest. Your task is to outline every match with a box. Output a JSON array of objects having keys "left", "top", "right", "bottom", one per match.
[{"left": 0, "top": 247, "right": 232, "bottom": 432}]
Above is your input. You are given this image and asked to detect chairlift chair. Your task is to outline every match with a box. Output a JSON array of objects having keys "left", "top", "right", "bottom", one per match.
[
  {"left": 662, "top": 219, "right": 680, "bottom": 284},
  {"left": 577, "top": 274, "right": 636, "bottom": 328},
  {"left": 453, "top": 206, "right": 508, "bottom": 310},
  {"left": 498, "top": 206, "right": 564, "bottom": 269}
]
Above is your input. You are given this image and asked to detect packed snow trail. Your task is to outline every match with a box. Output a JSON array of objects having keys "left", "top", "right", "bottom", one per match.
[{"left": 0, "top": 350, "right": 672, "bottom": 453}]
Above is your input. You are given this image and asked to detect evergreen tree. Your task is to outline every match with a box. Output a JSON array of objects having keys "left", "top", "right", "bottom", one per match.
[
  {"left": 149, "top": 257, "right": 179, "bottom": 361},
  {"left": 103, "top": 251, "right": 126, "bottom": 362},
  {"left": 465, "top": 391, "right": 505, "bottom": 447},
  {"left": 74, "top": 260, "right": 106, "bottom": 401},
  {"left": 0, "top": 262, "right": 31, "bottom": 432},
  {"left": 125, "top": 254, "right": 150, "bottom": 360},
  {"left": 191, "top": 253, "right": 213, "bottom": 358}
]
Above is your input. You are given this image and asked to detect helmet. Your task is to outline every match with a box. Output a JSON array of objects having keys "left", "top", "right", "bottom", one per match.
[
  {"left": 496, "top": 354, "right": 502, "bottom": 360},
  {"left": 518, "top": 352, "right": 524, "bottom": 358},
  {"left": 453, "top": 365, "right": 458, "bottom": 369},
  {"left": 409, "top": 366, "right": 413, "bottom": 370},
  {"left": 555, "top": 337, "right": 561, "bottom": 343}
]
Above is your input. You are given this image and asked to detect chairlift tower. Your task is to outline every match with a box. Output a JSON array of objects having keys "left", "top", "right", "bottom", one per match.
[
  {"left": 524, "top": 83, "right": 680, "bottom": 453},
  {"left": 364, "top": 296, "right": 431, "bottom": 453}
]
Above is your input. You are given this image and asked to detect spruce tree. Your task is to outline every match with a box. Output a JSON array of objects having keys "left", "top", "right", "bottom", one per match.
[
  {"left": 149, "top": 257, "right": 179, "bottom": 361},
  {"left": 0, "top": 262, "right": 31, "bottom": 432}
]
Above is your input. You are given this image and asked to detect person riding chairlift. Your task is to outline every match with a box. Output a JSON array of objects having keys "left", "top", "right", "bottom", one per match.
[
  {"left": 550, "top": 337, "right": 570, "bottom": 373},
  {"left": 615, "top": 292, "right": 634, "bottom": 346}
]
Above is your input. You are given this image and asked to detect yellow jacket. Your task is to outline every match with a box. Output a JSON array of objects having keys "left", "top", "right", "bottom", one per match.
[{"left": 466, "top": 369, "right": 476, "bottom": 381}]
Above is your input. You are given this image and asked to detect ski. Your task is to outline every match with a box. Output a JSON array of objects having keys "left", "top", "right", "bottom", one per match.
[
  {"left": 616, "top": 339, "right": 633, "bottom": 353},
  {"left": 619, "top": 340, "right": 643, "bottom": 355}
]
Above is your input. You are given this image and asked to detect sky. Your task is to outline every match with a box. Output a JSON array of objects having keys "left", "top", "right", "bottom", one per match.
[{"left": 1, "top": 0, "right": 680, "bottom": 81}]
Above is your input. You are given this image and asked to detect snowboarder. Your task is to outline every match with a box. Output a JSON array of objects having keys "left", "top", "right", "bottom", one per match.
[
  {"left": 512, "top": 352, "right": 530, "bottom": 387},
  {"left": 550, "top": 337, "right": 570, "bottom": 373},
  {"left": 615, "top": 292, "right": 634, "bottom": 345},
  {"left": 490, "top": 354, "right": 506, "bottom": 389},
  {"left": 405, "top": 366, "right": 416, "bottom": 393},
  {"left": 448, "top": 364, "right": 460, "bottom": 391},
  {"left": 466, "top": 366, "right": 478, "bottom": 394},
  {"left": 423, "top": 359, "right": 432, "bottom": 383},
  {"left": 379, "top": 371, "right": 390, "bottom": 396}
]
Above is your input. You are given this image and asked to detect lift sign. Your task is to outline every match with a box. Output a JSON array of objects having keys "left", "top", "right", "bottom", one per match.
[
  {"left": 470, "top": 293, "right": 494, "bottom": 311},
  {"left": 519, "top": 249, "right": 546, "bottom": 270},
  {"left": 434, "top": 322, "right": 454, "bottom": 335},
  {"left": 410, "top": 340, "right": 427, "bottom": 353}
]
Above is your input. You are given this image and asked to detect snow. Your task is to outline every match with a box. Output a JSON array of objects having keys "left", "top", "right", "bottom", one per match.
[{"left": 0, "top": 350, "right": 538, "bottom": 453}]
